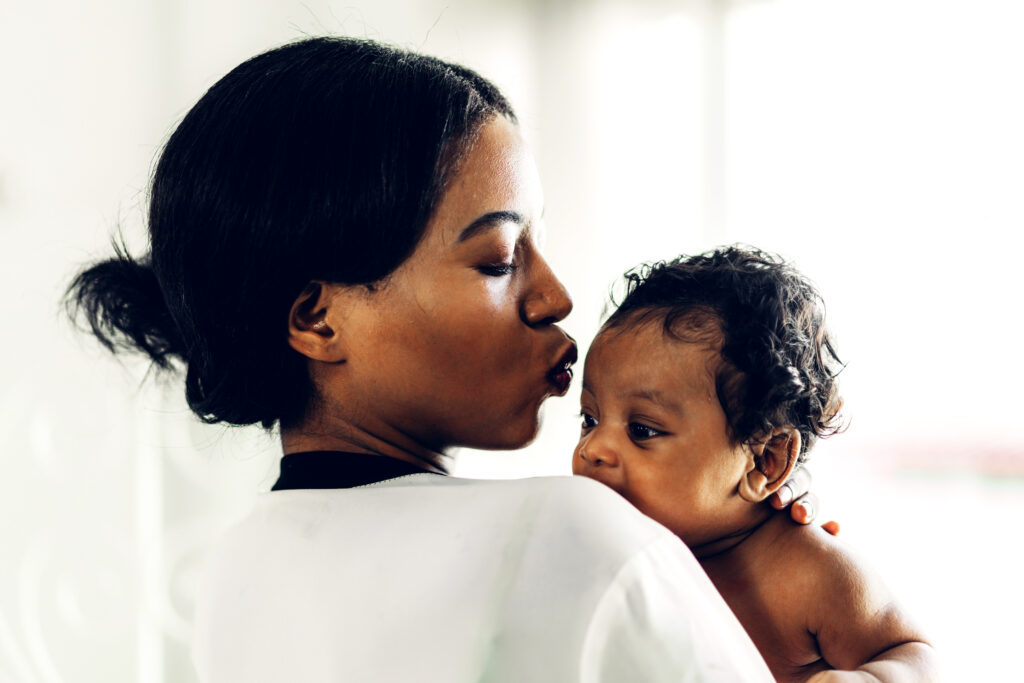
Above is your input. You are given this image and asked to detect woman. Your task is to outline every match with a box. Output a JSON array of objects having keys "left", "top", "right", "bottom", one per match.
[{"left": 69, "top": 37, "right": 812, "bottom": 681}]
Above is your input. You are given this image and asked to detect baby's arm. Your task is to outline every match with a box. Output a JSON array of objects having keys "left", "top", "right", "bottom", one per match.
[{"left": 804, "top": 535, "right": 939, "bottom": 682}]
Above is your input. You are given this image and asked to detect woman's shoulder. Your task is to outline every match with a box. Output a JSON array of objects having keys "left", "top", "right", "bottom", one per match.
[
  {"left": 516, "top": 474, "right": 657, "bottom": 522},
  {"left": 442, "top": 471, "right": 623, "bottom": 502},
  {"left": 460, "top": 474, "right": 677, "bottom": 560},
  {"left": 442, "top": 473, "right": 657, "bottom": 521},
  {"left": 252, "top": 474, "right": 678, "bottom": 570}
]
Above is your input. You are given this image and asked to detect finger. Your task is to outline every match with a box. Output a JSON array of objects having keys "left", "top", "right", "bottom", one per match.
[
  {"left": 769, "top": 482, "right": 792, "bottom": 509},
  {"left": 786, "top": 466, "right": 813, "bottom": 499},
  {"left": 791, "top": 492, "right": 819, "bottom": 525},
  {"left": 769, "top": 466, "right": 812, "bottom": 510},
  {"left": 822, "top": 520, "right": 840, "bottom": 536}
]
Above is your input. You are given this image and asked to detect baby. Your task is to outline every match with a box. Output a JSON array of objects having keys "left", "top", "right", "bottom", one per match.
[{"left": 572, "top": 246, "right": 937, "bottom": 682}]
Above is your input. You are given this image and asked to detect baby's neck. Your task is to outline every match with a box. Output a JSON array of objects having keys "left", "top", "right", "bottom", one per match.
[{"left": 689, "top": 505, "right": 776, "bottom": 561}]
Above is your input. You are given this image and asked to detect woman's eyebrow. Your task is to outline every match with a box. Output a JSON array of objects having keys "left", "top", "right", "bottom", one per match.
[{"left": 457, "top": 210, "right": 525, "bottom": 242}]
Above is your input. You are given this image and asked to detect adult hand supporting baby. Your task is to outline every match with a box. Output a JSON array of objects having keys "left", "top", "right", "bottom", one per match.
[{"left": 769, "top": 466, "right": 840, "bottom": 535}]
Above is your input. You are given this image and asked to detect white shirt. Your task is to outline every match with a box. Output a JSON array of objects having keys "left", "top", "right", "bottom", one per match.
[{"left": 192, "top": 473, "right": 771, "bottom": 682}]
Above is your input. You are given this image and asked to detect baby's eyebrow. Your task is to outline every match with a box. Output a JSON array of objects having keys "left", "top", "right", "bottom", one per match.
[{"left": 629, "top": 388, "right": 683, "bottom": 413}]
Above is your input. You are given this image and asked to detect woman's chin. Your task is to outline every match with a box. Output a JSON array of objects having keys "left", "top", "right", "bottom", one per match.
[
  {"left": 451, "top": 396, "right": 552, "bottom": 452},
  {"left": 471, "top": 417, "right": 541, "bottom": 452}
]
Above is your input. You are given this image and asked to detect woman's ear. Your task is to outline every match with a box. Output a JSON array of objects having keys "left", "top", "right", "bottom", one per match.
[
  {"left": 287, "top": 281, "right": 347, "bottom": 363},
  {"left": 738, "top": 427, "right": 801, "bottom": 503}
]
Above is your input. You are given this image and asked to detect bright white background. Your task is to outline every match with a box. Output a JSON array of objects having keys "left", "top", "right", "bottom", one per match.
[{"left": 2, "top": 0, "right": 1021, "bottom": 680}]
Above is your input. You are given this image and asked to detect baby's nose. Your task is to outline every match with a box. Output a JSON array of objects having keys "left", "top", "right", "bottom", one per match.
[{"left": 577, "top": 434, "right": 619, "bottom": 468}]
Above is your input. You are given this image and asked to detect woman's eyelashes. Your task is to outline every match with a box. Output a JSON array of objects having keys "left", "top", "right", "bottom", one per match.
[{"left": 477, "top": 262, "right": 519, "bottom": 277}]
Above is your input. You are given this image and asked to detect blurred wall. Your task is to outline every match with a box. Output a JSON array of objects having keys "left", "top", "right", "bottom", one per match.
[{"left": 1, "top": 0, "right": 1021, "bottom": 680}]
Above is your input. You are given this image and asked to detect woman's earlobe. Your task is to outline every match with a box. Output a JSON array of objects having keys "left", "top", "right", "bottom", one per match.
[
  {"left": 287, "top": 281, "right": 346, "bottom": 362},
  {"left": 738, "top": 427, "right": 801, "bottom": 503}
]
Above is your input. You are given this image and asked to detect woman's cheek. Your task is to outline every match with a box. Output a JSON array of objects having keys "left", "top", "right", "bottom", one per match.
[{"left": 480, "top": 277, "right": 517, "bottom": 309}]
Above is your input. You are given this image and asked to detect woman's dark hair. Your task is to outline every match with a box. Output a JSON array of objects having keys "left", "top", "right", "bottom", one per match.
[
  {"left": 66, "top": 37, "right": 515, "bottom": 428},
  {"left": 604, "top": 246, "right": 844, "bottom": 460}
]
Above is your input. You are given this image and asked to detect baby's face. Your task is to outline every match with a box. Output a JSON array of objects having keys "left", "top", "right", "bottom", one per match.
[{"left": 572, "top": 319, "right": 752, "bottom": 547}]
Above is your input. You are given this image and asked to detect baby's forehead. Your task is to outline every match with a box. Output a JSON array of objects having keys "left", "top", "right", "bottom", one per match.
[
  {"left": 594, "top": 308, "right": 725, "bottom": 354},
  {"left": 586, "top": 314, "right": 725, "bottom": 392}
]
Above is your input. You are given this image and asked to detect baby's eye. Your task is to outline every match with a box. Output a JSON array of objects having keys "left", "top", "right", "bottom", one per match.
[
  {"left": 579, "top": 411, "right": 598, "bottom": 430},
  {"left": 628, "top": 422, "right": 663, "bottom": 441}
]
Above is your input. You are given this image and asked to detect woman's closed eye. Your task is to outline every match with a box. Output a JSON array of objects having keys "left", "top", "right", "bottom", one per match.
[
  {"left": 477, "top": 262, "right": 519, "bottom": 277},
  {"left": 628, "top": 422, "right": 664, "bottom": 441}
]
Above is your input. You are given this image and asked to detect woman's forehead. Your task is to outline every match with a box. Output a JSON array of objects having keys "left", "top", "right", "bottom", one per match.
[{"left": 427, "top": 118, "right": 544, "bottom": 247}]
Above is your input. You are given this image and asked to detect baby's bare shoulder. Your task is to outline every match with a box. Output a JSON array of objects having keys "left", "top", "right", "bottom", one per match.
[
  {"left": 759, "top": 515, "right": 881, "bottom": 620},
  {"left": 756, "top": 513, "right": 930, "bottom": 671},
  {"left": 753, "top": 512, "right": 843, "bottom": 585},
  {"left": 781, "top": 519, "right": 887, "bottom": 607},
  {"left": 705, "top": 517, "right": 842, "bottom": 677}
]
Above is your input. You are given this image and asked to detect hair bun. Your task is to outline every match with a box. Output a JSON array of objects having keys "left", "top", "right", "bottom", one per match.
[{"left": 66, "top": 242, "right": 186, "bottom": 369}]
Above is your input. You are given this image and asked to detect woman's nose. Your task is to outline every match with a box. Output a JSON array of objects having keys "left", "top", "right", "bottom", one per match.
[{"left": 522, "top": 253, "right": 573, "bottom": 326}]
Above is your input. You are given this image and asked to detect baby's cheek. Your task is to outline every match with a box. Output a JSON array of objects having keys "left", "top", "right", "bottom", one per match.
[
  {"left": 629, "top": 486, "right": 672, "bottom": 518},
  {"left": 638, "top": 484, "right": 705, "bottom": 534},
  {"left": 635, "top": 496, "right": 689, "bottom": 538},
  {"left": 569, "top": 448, "right": 584, "bottom": 475}
]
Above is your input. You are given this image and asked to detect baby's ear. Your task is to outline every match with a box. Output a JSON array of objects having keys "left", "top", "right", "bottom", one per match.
[{"left": 738, "top": 427, "right": 801, "bottom": 503}]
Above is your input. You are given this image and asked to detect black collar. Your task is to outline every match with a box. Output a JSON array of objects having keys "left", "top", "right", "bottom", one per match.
[{"left": 272, "top": 451, "right": 436, "bottom": 491}]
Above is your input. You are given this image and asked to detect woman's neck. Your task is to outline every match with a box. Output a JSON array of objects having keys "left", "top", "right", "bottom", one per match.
[{"left": 280, "top": 411, "right": 452, "bottom": 475}]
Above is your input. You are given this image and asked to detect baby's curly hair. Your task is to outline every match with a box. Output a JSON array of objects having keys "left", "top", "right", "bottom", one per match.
[{"left": 604, "top": 246, "right": 844, "bottom": 461}]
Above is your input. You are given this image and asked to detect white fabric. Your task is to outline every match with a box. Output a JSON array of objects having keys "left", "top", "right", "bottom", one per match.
[{"left": 192, "top": 473, "right": 771, "bottom": 682}]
